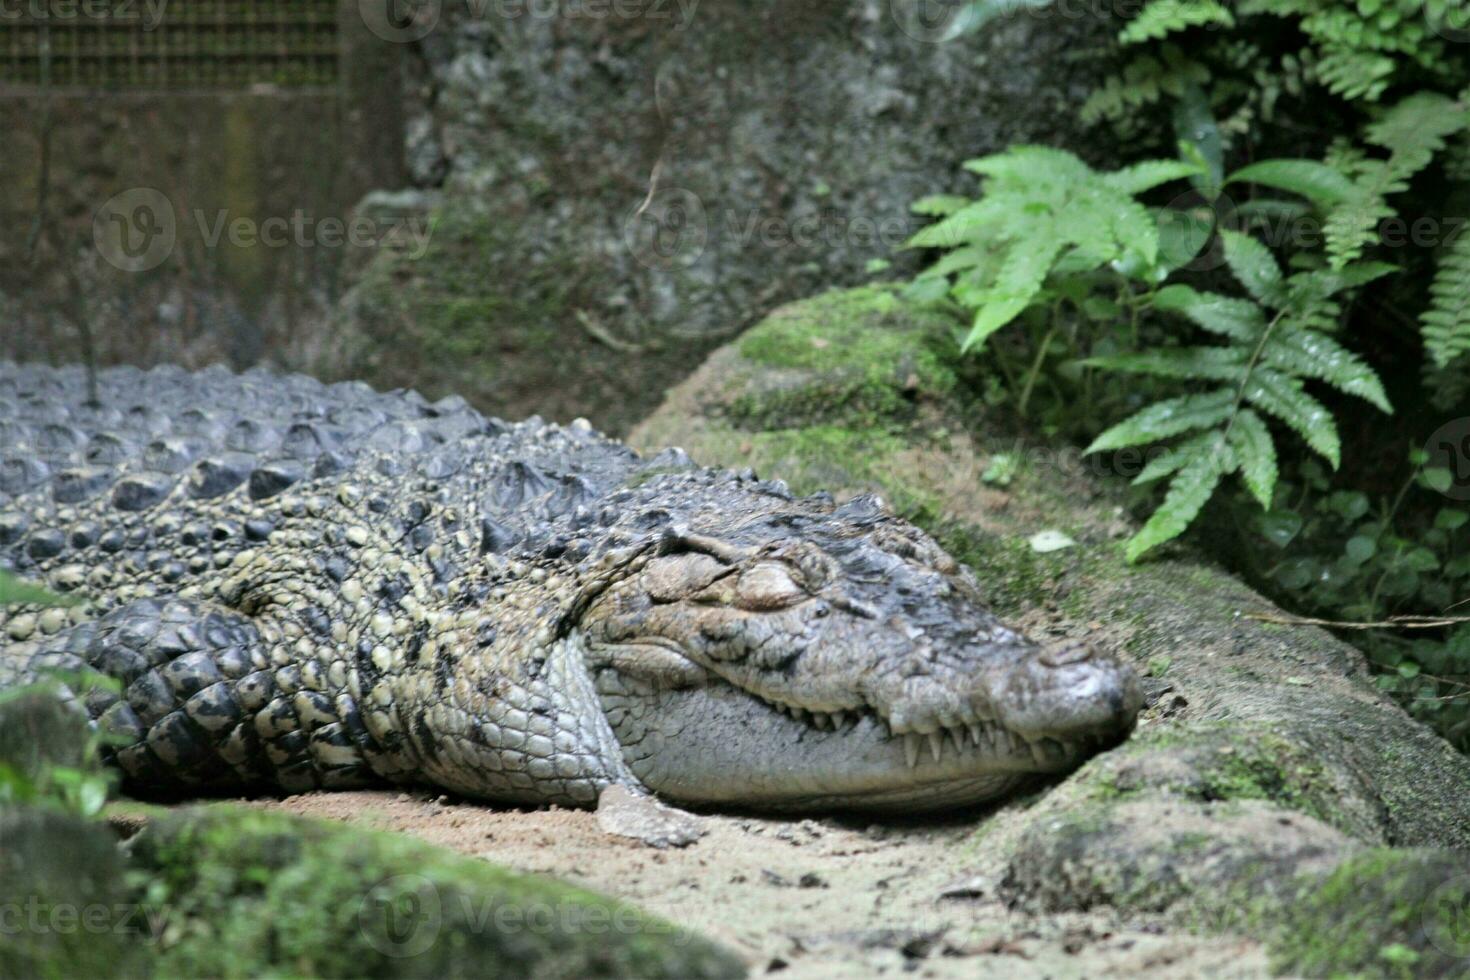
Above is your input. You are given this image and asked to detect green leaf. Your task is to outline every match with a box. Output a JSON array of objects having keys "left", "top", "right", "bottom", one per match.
[
  {"left": 1220, "top": 229, "right": 1284, "bottom": 305},
  {"left": 1152, "top": 285, "right": 1266, "bottom": 340},
  {"left": 905, "top": 198, "right": 1009, "bottom": 249},
  {"left": 1260, "top": 330, "right": 1392, "bottom": 412},
  {"left": 1083, "top": 347, "right": 1247, "bottom": 381},
  {"left": 1242, "top": 367, "right": 1341, "bottom": 467},
  {"left": 1422, "top": 467, "right": 1454, "bottom": 494},
  {"left": 1102, "top": 160, "right": 1203, "bottom": 196},
  {"left": 1259, "top": 509, "right": 1304, "bottom": 549},
  {"left": 910, "top": 194, "right": 971, "bottom": 217},
  {"left": 1103, "top": 192, "right": 1160, "bottom": 267},
  {"left": 1119, "top": 0, "right": 1234, "bottom": 45},
  {"left": 964, "top": 297, "right": 1031, "bottom": 352},
  {"left": 1436, "top": 508, "right": 1469, "bottom": 531},
  {"left": 961, "top": 235, "right": 1063, "bottom": 351},
  {"left": 1130, "top": 430, "right": 1220, "bottom": 485},
  {"left": 1173, "top": 81, "right": 1222, "bottom": 198},
  {"left": 1226, "top": 409, "right": 1277, "bottom": 509},
  {"left": 1345, "top": 535, "right": 1378, "bottom": 565},
  {"left": 1421, "top": 229, "right": 1470, "bottom": 369},
  {"left": 1225, "top": 159, "right": 1357, "bottom": 206},
  {"left": 1086, "top": 388, "right": 1236, "bottom": 453},
  {"left": 1155, "top": 207, "right": 1214, "bottom": 271},
  {"left": 1126, "top": 441, "right": 1232, "bottom": 561}
]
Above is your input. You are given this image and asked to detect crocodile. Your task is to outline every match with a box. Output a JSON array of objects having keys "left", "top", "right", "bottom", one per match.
[{"left": 0, "top": 362, "right": 1140, "bottom": 822}]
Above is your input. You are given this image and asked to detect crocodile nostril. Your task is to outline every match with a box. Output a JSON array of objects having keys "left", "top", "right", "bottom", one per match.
[{"left": 1039, "top": 642, "right": 1094, "bottom": 668}]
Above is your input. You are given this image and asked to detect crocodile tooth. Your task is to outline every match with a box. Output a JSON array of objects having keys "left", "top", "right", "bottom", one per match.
[
  {"left": 814, "top": 712, "right": 832, "bottom": 730},
  {"left": 948, "top": 727, "right": 966, "bottom": 755},
  {"left": 1029, "top": 741, "right": 1048, "bottom": 766},
  {"left": 832, "top": 711, "right": 849, "bottom": 729},
  {"left": 927, "top": 731, "right": 943, "bottom": 763},
  {"left": 904, "top": 734, "right": 920, "bottom": 769},
  {"left": 969, "top": 723, "right": 983, "bottom": 746}
]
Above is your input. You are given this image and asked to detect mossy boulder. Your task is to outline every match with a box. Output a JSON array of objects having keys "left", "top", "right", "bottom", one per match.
[
  {"left": 630, "top": 284, "right": 1470, "bottom": 976},
  {"left": 0, "top": 807, "right": 148, "bottom": 980},
  {"left": 125, "top": 806, "right": 745, "bottom": 979}
]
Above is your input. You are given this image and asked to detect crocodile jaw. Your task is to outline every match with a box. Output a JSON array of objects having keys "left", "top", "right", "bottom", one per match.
[{"left": 586, "top": 631, "right": 1139, "bottom": 813}]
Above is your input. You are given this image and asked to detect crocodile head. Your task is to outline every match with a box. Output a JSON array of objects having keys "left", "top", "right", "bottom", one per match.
[{"left": 578, "top": 484, "right": 1141, "bottom": 812}]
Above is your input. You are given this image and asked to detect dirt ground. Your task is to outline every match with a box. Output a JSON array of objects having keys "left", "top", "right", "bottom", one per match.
[{"left": 239, "top": 790, "right": 1269, "bottom": 978}]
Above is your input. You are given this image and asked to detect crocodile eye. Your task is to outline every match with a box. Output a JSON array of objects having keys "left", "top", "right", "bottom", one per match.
[
  {"left": 735, "top": 562, "right": 806, "bottom": 611},
  {"left": 644, "top": 553, "right": 730, "bottom": 602}
]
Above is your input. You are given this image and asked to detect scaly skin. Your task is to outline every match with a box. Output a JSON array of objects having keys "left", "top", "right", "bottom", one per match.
[{"left": 0, "top": 362, "right": 1141, "bottom": 812}]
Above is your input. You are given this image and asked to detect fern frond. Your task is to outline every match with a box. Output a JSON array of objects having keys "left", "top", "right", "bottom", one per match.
[
  {"left": 1220, "top": 229, "right": 1284, "bottom": 304},
  {"left": 1120, "top": 0, "right": 1234, "bottom": 46},
  {"left": 1241, "top": 367, "right": 1341, "bottom": 467},
  {"left": 1082, "top": 347, "right": 1248, "bottom": 380},
  {"left": 1130, "top": 430, "right": 1216, "bottom": 485},
  {"left": 1422, "top": 228, "right": 1470, "bottom": 369},
  {"left": 1225, "top": 159, "right": 1355, "bottom": 206},
  {"left": 1226, "top": 409, "right": 1278, "bottom": 509},
  {"left": 1086, "top": 389, "right": 1236, "bottom": 453},
  {"left": 963, "top": 235, "right": 1063, "bottom": 350},
  {"left": 1314, "top": 49, "right": 1395, "bottom": 101},
  {"left": 1324, "top": 93, "right": 1470, "bottom": 268},
  {"left": 1152, "top": 285, "right": 1266, "bottom": 340},
  {"left": 910, "top": 195, "right": 970, "bottom": 217},
  {"left": 1261, "top": 330, "right": 1392, "bottom": 412},
  {"left": 1126, "top": 438, "right": 1234, "bottom": 561},
  {"left": 1103, "top": 160, "right": 1206, "bottom": 196},
  {"left": 1081, "top": 46, "right": 1210, "bottom": 126}
]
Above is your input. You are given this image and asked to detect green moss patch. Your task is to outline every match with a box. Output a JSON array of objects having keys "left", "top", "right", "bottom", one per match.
[
  {"left": 126, "top": 806, "right": 744, "bottom": 979},
  {"left": 1091, "top": 725, "right": 1345, "bottom": 832},
  {"left": 1270, "top": 848, "right": 1470, "bottom": 979},
  {"left": 729, "top": 285, "right": 961, "bottom": 431}
]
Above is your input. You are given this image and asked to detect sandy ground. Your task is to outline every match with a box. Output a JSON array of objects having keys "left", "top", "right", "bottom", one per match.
[{"left": 235, "top": 790, "right": 1270, "bottom": 978}]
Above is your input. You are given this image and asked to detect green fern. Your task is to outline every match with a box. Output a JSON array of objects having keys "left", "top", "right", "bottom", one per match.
[
  {"left": 1240, "top": 0, "right": 1460, "bottom": 101},
  {"left": 907, "top": 147, "right": 1199, "bottom": 351},
  {"left": 1422, "top": 228, "right": 1470, "bottom": 369},
  {"left": 1083, "top": 231, "right": 1394, "bottom": 559},
  {"left": 908, "top": 144, "right": 1394, "bottom": 561},
  {"left": 1119, "top": 0, "right": 1234, "bottom": 46},
  {"left": 1320, "top": 93, "right": 1470, "bottom": 268},
  {"left": 1082, "top": 45, "right": 1210, "bottom": 126}
]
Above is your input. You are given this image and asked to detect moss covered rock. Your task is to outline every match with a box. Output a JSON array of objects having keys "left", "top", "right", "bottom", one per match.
[
  {"left": 0, "top": 807, "right": 149, "bottom": 980},
  {"left": 125, "top": 806, "right": 744, "bottom": 979},
  {"left": 630, "top": 284, "right": 1470, "bottom": 977}
]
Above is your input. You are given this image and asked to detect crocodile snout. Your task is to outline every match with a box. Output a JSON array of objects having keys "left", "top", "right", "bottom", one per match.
[{"left": 991, "top": 640, "right": 1142, "bottom": 742}]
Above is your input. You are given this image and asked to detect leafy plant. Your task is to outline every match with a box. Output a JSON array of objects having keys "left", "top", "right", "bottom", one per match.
[
  {"left": 909, "top": 0, "right": 1470, "bottom": 747},
  {"left": 906, "top": 146, "right": 1397, "bottom": 559},
  {"left": 0, "top": 678, "right": 115, "bottom": 820},
  {"left": 0, "top": 571, "right": 109, "bottom": 817}
]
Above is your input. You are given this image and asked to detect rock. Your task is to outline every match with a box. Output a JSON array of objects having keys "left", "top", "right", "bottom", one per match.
[
  {"left": 0, "top": 808, "right": 148, "bottom": 980},
  {"left": 630, "top": 283, "right": 1470, "bottom": 975},
  {"left": 125, "top": 805, "right": 744, "bottom": 978},
  {"left": 337, "top": 5, "right": 1118, "bottom": 433}
]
